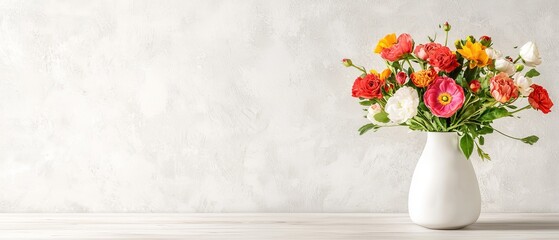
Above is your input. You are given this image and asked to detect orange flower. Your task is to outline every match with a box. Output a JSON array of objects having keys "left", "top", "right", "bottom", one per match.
[
  {"left": 490, "top": 72, "right": 518, "bottom": 103},
  {"left": 457, "top": 39, "right": 490, "bottom": 68},
  {"left": 411, "top": 68, "right": 437, "bottom": 87},
  {"left": 374, "top": 33, "right": 398, "bottom": 53}
]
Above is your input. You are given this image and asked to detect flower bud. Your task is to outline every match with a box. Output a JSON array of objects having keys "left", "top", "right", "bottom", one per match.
[
  {"left": 396, "top": 71, "right": 408, "bottom": 85},
  {"left": 454, "top": 39, "right": 462, "bottom": 49},
  {"left": 469, "top": 79, "right": 481, "bottom": 93},
  {"left": 516, "top": 64, "right": 524, "bottom": 72},
  {"left": 342, "top": 58, "right": 353, "bottom": 67},
  {"left": 480, "top": 35, "right": 492, "bottom": 47},
  {"left": 466, "top": 35, "right": 476, "bottom": 43},
  {"left": 443, "top": 22, "right": 451, "bottom": 31}
]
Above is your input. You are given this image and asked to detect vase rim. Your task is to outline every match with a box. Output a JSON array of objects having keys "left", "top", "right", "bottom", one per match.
[{"left": 426, "top": 131, "right": 458, "bottom": 135}]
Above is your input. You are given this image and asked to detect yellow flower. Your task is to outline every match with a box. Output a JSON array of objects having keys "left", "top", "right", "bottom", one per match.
[
  {"left": 457, "top": 40, "right": 490, "bottom": 68},
  {"left": 380, "top": 69, "right": 392, "bottom": 81},
  {"left": 369, "top": 69, "right": 392, "bottom": 81},
  {"left": 374, "top": 33, "right": 397, "bottom": 53}
]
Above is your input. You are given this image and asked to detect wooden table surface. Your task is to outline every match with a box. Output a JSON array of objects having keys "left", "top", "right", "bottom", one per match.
[{"left": 0, "top": 213, "right": 557, "bottom": 239}]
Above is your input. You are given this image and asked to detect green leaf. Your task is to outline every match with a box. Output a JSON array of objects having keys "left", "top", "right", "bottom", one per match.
[
  {"left": 408, "top": 120, "right": 423, "bottom": 131},
  {"left": 359, "top": 100, "right": 373, "bottom": 106},
  {"left": 479, "top": 136, "right": 485, "bottom": 145},
  {"left": 521, "top": 135, "right": 539, "bottom": 145},
  {"left": 460, "top": 134, "right": 474, "bottom": 160},
  {"left": 428, "top": 34, "right": 436, "bottom": 42},
  {"left": 391, "top": 61, "right": 401, "bottom": 69},
  {"left": 476, "top": 145, "right": 491, "bottom": 161},
  {"left": 525, "top": 69, "right": 540, "bottom": 78},
  {"left": 422, "top": 110, "right": 433, "bottom": 121},
  {"left": 467, "top": 124, "right": 478, "bottom": 138},
  {"left": 505, "top": 105, "right": 518, "bottom": 109},
  {"left": 478, "top": 126, "right": 494, "bottom": 135},
  {"left": 373, "top": 112, "right": 390, "bottom": 123},
  {"left": 479, "top": 107, "right": 510, "bottom": 121},
  {"left": 460, "top": 104, "right": 477, "bottom": 118},
  {"left": 358, "top": 124, "right": 377, "bottom": 135},
  {"left": 434, "top": 117, "right": 446, "bottom": 131},
  {"left": 455, "top": 75, "right": 465, "bottom": 87}
]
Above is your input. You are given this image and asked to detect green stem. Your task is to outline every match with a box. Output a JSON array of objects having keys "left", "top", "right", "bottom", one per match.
[
  {"left": 405, "top": 58, "right": 415, "bottom": 72},
  {"left": 444, "top": 31, "right": 449, "bottom": 47},
  {"left": 493, "top": 128, "right": 523, "bottom": 141},
  {"left": 376, "top": 97, "right": 387, "bottom": 105},
  {"left": 416, "top": 112, "right": 436, "bottom": 131},
  {"left": 447, "top": 101, "right": 494, "bottom": 131},
  {"left": 513, "top": 56, "right": 522, "bottom": 64},
  {"left": 420, "top": 61, "right": 426, "bottom": 70},
  {"left": 351, "top": 65, "right": 366, "bottom": 74},
  {"left": 410, "top": 118, "right": 428, "bottom": 130},
  {"left": 510, "top": 105, "right": 531, "bottom": 114},
  {"left": 384, "top": 61, "right": 396, "bottom": 74}
]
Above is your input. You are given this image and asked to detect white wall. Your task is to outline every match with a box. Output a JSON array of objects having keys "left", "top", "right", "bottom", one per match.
[{"left": 0, "top": 0, "right": 557, "bottom": 212}]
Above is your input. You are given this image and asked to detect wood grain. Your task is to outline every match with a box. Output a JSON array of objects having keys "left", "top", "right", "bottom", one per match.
[{"left": 0, "top": 213, "right": 557, "bottom": 239}]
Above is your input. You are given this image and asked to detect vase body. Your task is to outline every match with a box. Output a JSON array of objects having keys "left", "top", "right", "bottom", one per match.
[{"left": 408, "top": 132, "right": 481, "bottom": 229}]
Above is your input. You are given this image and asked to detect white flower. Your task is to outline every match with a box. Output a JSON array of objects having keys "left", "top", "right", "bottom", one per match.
[
  {"left": 485, "top": 48, "right": 502, "bottom": 59},
  {"left": 519, "top": 41, "right": 542, "bottom": 67},
  {"left": 494, "top": 58, "right": 516, "bottom": 76},
  {"left": 512, "top": 72, "right": 534, "bottom": 96},
  {"left": 385, "top": 86, "right": 419, "bottom": 124},
  {"left": 367, "top": 103, "right": 391, "bottom": 126}
]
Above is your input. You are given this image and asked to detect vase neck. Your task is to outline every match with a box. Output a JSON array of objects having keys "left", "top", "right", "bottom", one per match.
[{"left": 425, "top": 132, "right": 459, "bottom": 150}]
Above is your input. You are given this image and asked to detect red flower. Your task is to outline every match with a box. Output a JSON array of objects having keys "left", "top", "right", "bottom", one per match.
[
  {"left": 351, "top": 74, "right": 384, "bottom": 99},
  {"left": 528, "top": 84, "right": 553, "bottom": 114},
  {"left": 428, "top": 46, "right": 460, "bottom": 73},
  {"left": 469, "top": 80, "right": 481, "bottom": 93}
]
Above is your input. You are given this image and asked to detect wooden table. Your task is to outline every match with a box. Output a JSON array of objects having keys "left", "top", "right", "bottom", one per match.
[{"left": 0, "top": 213, "right": 557, "bottom": 239}]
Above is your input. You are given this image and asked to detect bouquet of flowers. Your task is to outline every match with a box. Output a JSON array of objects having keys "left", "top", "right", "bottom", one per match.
[{"left": 342, "top": 22, "right": 553, "bottom": 160}]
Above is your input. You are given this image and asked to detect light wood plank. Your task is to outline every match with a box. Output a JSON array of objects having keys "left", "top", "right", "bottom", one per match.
[{"left": 0, "top": 213, "right": 557, "bottom": 239}]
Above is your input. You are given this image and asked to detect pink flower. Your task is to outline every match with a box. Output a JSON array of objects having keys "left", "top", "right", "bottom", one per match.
[
  {"left": 490, "top": 72, "right": 519, "bottom": 103},
  {"left": 380, "top": 34, "right": 414, "bottom": 61},
  {"left": 414, "top": 42, "right": 443, "bottom": 60},
  {"left": 424, "top": 76, "right": 465, "bottom": 118},
  {"left": 396, "top": 71, "right": 408, "bottom": 85}
]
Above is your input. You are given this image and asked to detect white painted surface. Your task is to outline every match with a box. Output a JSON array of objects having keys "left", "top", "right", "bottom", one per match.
[
  {"left": 0, "top": 213, "right": 558, "bottom": 239},
  {"left": 0, "top": 1, "right": 558, "bottom": 212}
]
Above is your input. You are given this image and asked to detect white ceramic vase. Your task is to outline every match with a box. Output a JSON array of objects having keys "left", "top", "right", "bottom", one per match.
[{"left": 408, "top": 132, "right": 481, "bottom": 229}]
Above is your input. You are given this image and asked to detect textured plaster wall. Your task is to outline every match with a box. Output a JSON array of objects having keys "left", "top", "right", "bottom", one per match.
[{"left": 0, "top": 0, "right": 557, "bottom": 212}]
